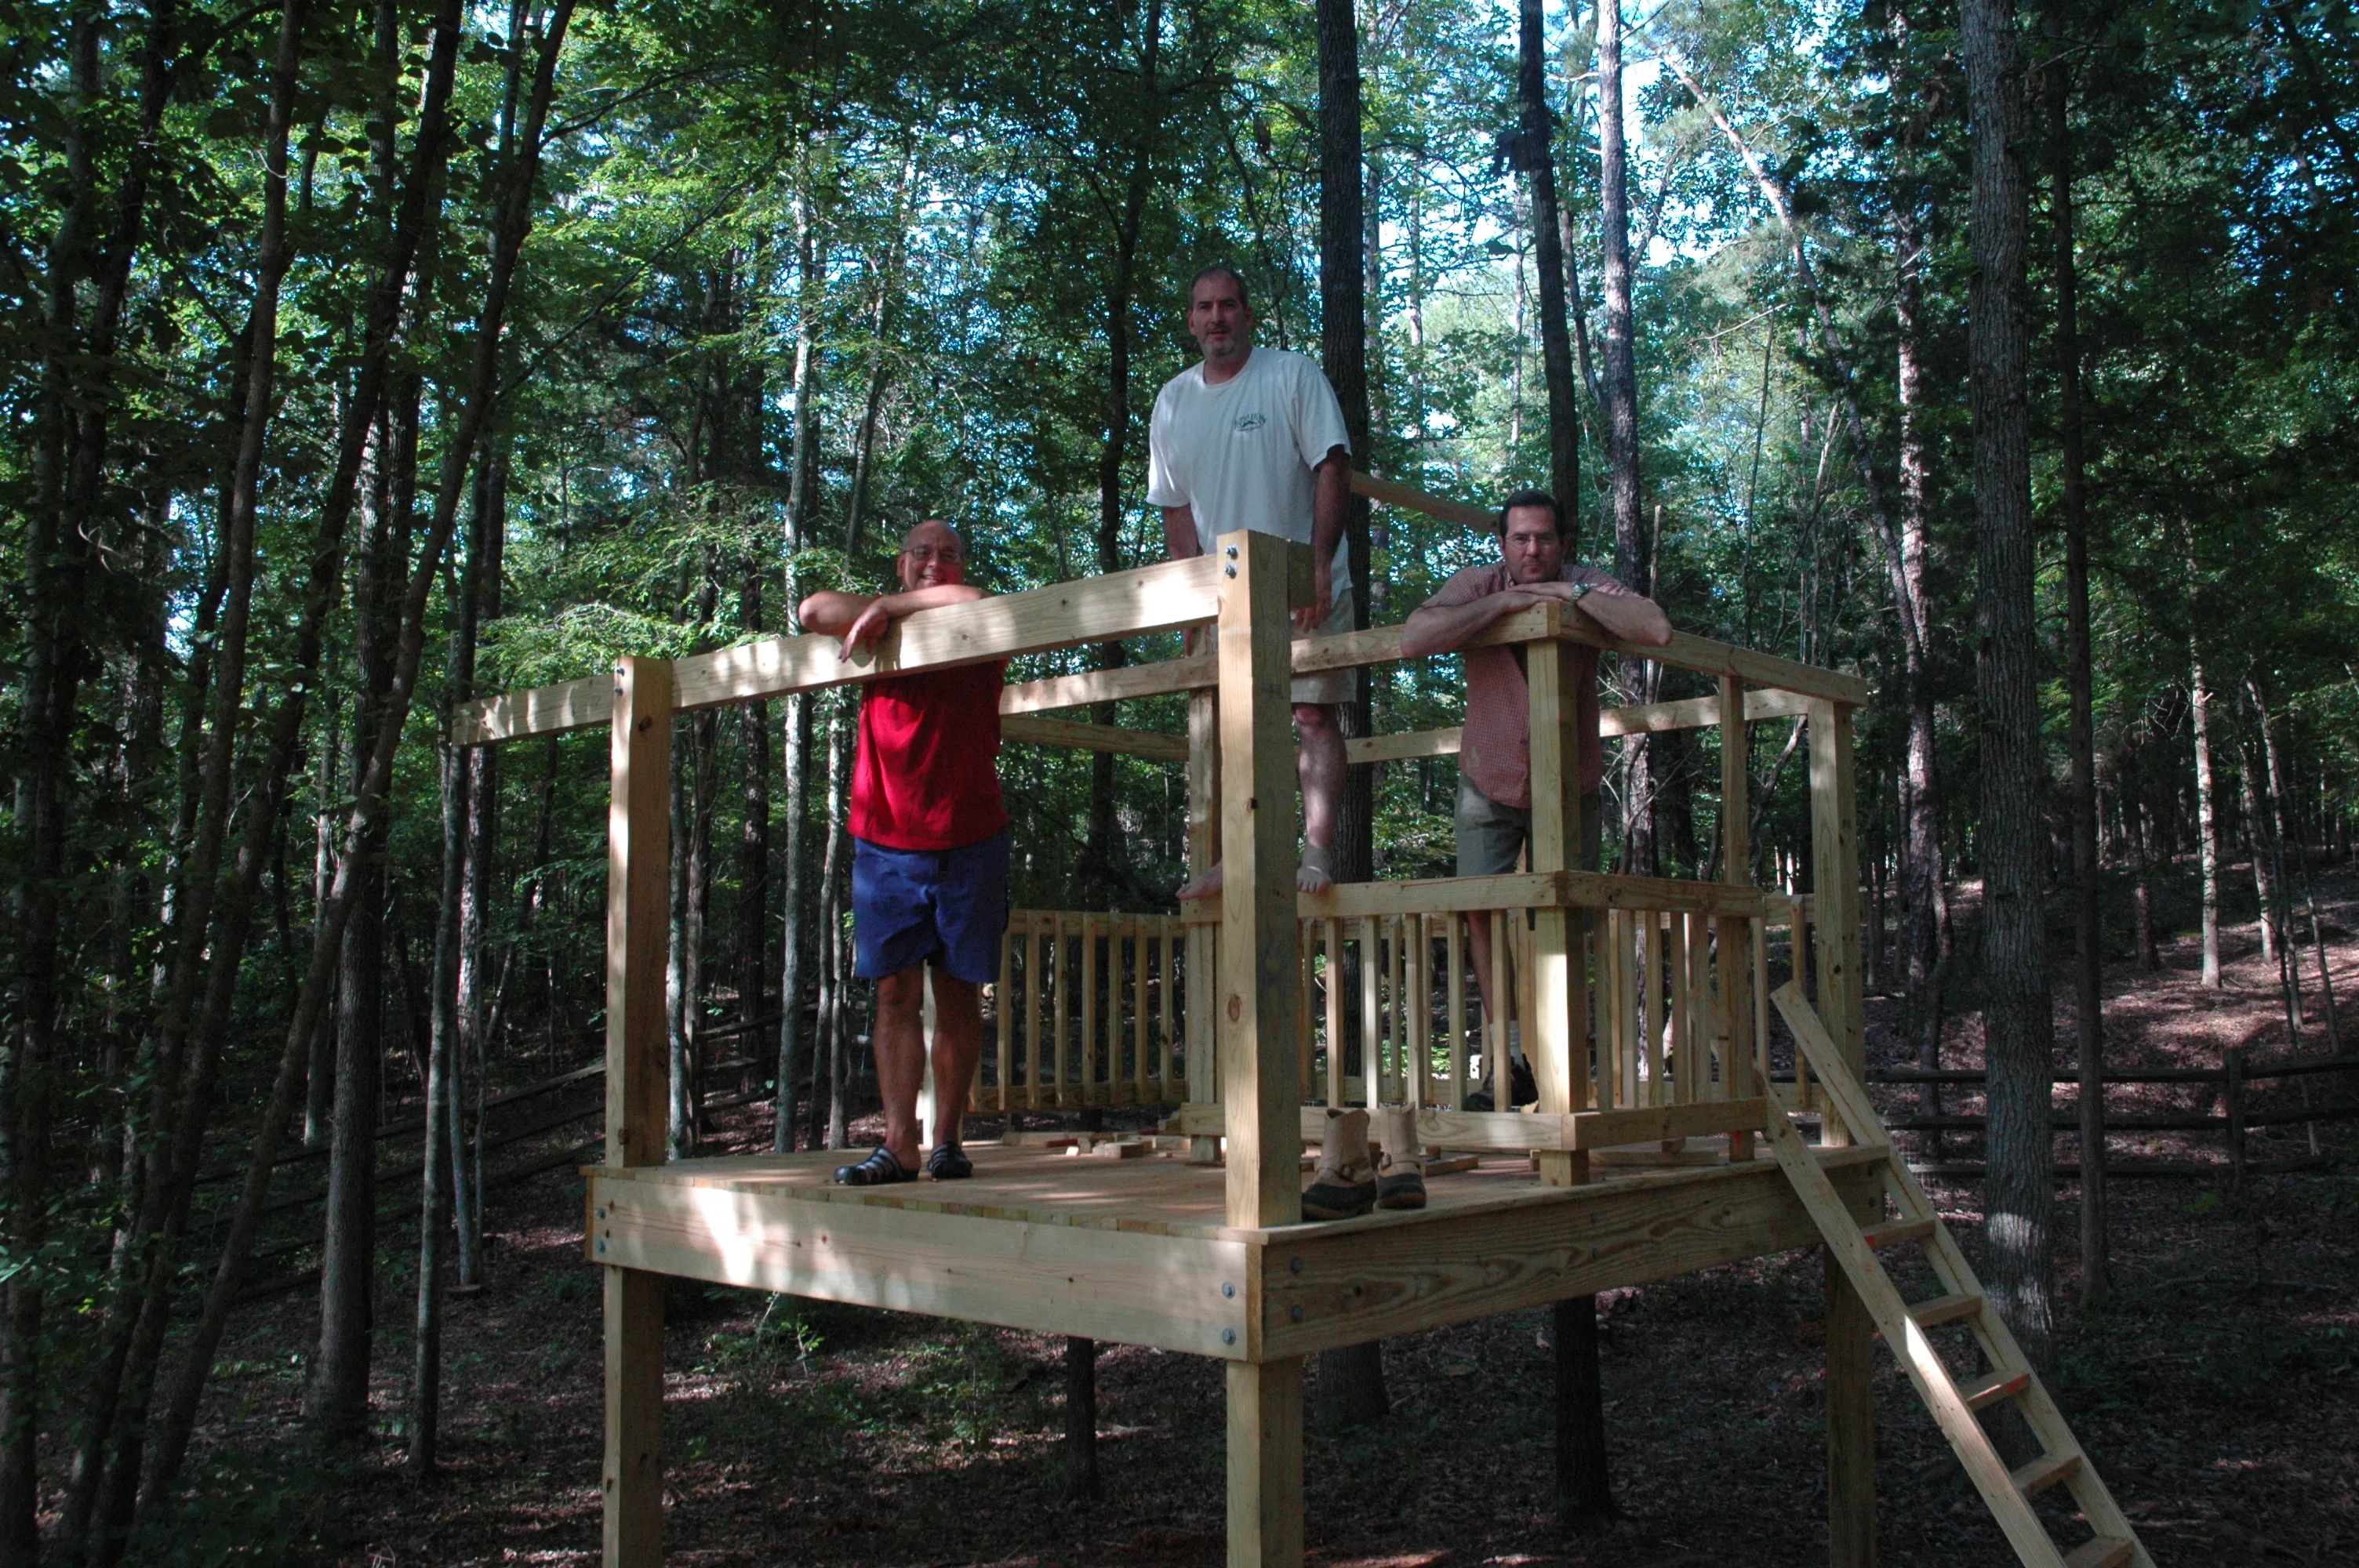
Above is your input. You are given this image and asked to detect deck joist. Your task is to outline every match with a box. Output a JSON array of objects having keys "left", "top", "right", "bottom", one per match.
[{"left": 585, "top": 1141, "right": 1885, "bottom": 1362}]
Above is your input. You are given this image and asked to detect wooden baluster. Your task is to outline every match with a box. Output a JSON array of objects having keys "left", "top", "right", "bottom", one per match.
[
  {"left": 1302, "top": 919, "right": 1321, "bottom": 1098},
  {"left": 1409, "top": 915, "right": 1431, "bottom": 1109},
  {"left": 1358, "top": 915, "right": 1379, "bottom": 1107},
  {"left": 1158, "top": 924, "right": 1176, "bottom": 1098},
  {"left": 1324, "top": 918, "right": 1343, "bottom": 1109},
  {"left": 992, "top": 927, "right": 1014, "bottom": 1114},
  {"left": 1446, "top": 914, "right": 1467, "bottom": 1111},
  {"left": 1490, "top": 908, "right": 1513, "bottom": 1109},
  {"left": 1667, "top": 911, "right": 1691, "bottom": 1109}
]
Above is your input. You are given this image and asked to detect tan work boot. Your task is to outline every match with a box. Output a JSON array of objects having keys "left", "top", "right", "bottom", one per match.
[
  {"left": 1371, "top": 1105, "right": 1428, "bottom": 1210},
  {"left": 1303, "top": 1109, "right": 1376, "bottom": 1220}
]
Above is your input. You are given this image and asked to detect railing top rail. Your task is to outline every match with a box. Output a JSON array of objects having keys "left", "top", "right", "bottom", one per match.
[
  {"left": 459, "top": 537, "right": 1866, "bottom": 749},
  {"left": 1179, "top": 869, "right": 1770, "bottom": 924}
]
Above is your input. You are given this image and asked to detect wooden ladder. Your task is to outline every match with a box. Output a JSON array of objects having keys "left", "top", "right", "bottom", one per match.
[{"left": 1766, "top": 982, "right": 2154, "bottom": 1568}]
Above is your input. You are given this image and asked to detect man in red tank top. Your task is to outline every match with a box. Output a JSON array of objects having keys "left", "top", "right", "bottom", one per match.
[{"left": 799, "top": 520, "right": 1007, "bottom": 1185}]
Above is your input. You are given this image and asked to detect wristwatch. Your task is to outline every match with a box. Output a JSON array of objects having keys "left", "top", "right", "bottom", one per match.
[{"left": 1566, "top": 579, "right": 1593, "bottom": 603}]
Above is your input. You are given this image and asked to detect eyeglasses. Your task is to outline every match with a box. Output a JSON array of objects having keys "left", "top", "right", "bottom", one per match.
[{"left": 903, "top": 547, "right": 962, "bottom": 564}]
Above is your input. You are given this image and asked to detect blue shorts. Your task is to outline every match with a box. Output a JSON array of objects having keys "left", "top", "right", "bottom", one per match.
[{"left": 852, "top": 830, "right": 1011, "bottom": 985}]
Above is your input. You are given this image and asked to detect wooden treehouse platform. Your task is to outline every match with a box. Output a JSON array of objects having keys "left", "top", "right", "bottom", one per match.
[{"left": 459, "top": 477, "right": 2152, "bottom": 1568}]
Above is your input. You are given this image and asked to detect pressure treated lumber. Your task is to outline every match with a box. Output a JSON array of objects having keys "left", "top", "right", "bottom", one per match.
[
  {"left": 1228, "top": 1359, "right": 1304, "bottom": 1568},
  {"left": 602, "top": 656, "right": 670, "bottom": 1568},
  {"left": 1181, "top": 869, "right": 1771, "bottom": 923},
  {"left": 1162, "top": 1098, "right": 1767, "bottom": 1152},
  {"left": 1001, "top": 714, "right": 1190, "bottom": 761},
  {"left": 1216, "top": 532, "right": 1304, "bottom": 1229},
  {"left": 460, "top": 554, "right": 1227, "bottom": 742}
]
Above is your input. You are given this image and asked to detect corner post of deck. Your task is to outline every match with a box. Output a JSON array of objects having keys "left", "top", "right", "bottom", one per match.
[
  {"left": 1214, "top": 530, "right": 1303, "bottom": 1568},
  {"left": 1525, "top": 615, "right": 1591, "bottom": 1185},
  {"left": 1805, "top": 691, "right": 1874, "bottom": 1565},
  {"left": 604, "top": 655, "right": 671, "bottom": 1568},
  {"left": 1805, "top": 698, "right": 1864, "bottom": 1108},
  {"left": 1717, "top": 675, "right": 1757, "bottom": 1161}
]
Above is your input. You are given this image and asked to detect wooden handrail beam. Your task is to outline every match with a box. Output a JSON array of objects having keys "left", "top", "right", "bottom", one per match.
[
  {"left": 460, "top": 554, "right": 1230, "bottom": 745},
  {"left": 1180, "top": 869, "right": 1769, "bottom": 923}
]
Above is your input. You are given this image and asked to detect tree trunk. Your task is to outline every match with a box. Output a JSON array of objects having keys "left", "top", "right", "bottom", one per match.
[
  {"left": 1598, "top": 0, "right": 1652, "bottom": 877},
  {"left": 311, "top": 380, "right": 416, "bottom": 1450},
  {"left": 2185, "top": 539, "right": 2222, "bottom": 989},
  {"left": 1519, "top": 0, "right": 1579, "bottom": 527},
  {"left": 1315, "top": 0, "right": 1392, "bottom": 1432},
  {"left": 1888, "top": 2, "right": 1944, "bottom": 1084},
  {"left": 129, "top": 5, "right": 574, "bottom": 1523},
  {"left": 740, "top": 564, "right": 771, "bottom": 1051},
  {"left": 2045, "top": 44, "right": 2106, "bottom": 1303},
  {"left": 2133, "top": 796, "right": 2160, "bottom": 971},
  {"left": 816, "top": 699, "right": 852, "bottom": 1150},
  {"left": 1965, "top": 0, "right": 2055, "bottom": 1371},
  {"left": 776, "top": 176, "right": 824, "bottom": 1152}
]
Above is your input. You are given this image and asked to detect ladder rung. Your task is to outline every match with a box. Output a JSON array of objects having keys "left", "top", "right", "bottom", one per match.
[
  {"left": 1956, "top": 1367, "right": 2032, "bottom": 1411},
  {"left": 2063, "top": 1536, "right": 2134, "bottom": 1568},
  {"left": 1907, "top": 1293, "right": 1982, "bottom": 1329},
  {"left": 1862, "top": 1216, "right": 1935, "bottom": 1249},
  {"left": 2012, "top": 1450, "right": 2084, "bottom": 1498}
]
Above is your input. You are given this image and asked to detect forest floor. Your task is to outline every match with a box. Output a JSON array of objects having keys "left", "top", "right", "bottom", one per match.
[{"left": 170, "top": 861, "right": 2359, "bottom": 1567}]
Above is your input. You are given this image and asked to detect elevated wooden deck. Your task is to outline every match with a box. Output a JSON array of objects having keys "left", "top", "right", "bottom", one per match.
[{"left": 587, "top": 1138, "right": 1886, "bottom": 1361}]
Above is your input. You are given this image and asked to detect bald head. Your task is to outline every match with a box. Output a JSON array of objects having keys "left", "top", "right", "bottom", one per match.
[{"left": 896, "top": 518, "right": 967, "bottom": 591}]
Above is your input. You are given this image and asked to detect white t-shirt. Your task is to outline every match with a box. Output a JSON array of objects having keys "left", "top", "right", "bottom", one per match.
[{"left": 1144, "top": 346, "right": 1352, "bottom": 579}]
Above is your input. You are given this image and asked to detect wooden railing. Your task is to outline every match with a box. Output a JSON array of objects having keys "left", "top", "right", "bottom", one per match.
[{"left": 973, "top": 911, "right": 1190, "bottom": 1111}]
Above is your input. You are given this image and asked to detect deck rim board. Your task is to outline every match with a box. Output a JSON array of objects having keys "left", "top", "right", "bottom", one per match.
[
  {"left": 584, "top": 1141, "right": 1885, "bottom": 1357},
  {"left": 585, "top": 1139, "right": 1883, "bottom": 1243}
]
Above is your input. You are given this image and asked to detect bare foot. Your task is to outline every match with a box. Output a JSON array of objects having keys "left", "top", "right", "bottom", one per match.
[
  {"left": 1296, "top": 843, "right": 1334, "bottom": 895},
  {"left": 1176, "top": 861, "right": 1225, "bottom": 901}
]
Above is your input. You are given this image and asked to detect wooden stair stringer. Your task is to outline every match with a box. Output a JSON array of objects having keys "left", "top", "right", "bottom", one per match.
[{"left": 1768, "top": 982, "right": 2157, "bottom": 1568}]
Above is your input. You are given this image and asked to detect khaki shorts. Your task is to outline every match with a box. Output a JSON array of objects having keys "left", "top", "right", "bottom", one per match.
[
  {"left": 1290, "top": 587, "right": 1355, "bottom": 707},
  {"left": 1456, "top": 778, "right": 1603, "bottom": 876}
]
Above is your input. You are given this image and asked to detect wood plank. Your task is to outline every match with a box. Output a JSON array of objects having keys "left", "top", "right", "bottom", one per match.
[
  {"left": 2012, "top": 1450, "right": 2084, "bottom": 1499},
  {"left": 1183, "top": 869, "right": 1772, "bottom": 924},
  {"left": 464, "top": 671, "right": 612, "bottom": 744},
  {"left": 1862, "top": 1216, "right": 1935, "bottom": 1249},
  {"left": 1349, "top": 468, "right": 1496, "bottom": 531},
  {"left": 676, "top": 554, "right": 1223, "bottom": 709},
  {"left": 1720, "top": 675, "right": 1757, "bottom": 1161},
  {"left": 606, "top": 657, "right": 672, "bottom": 1167},
  {"left": 1572, "top": 1098, "right": 1768, "bottom": 1151},
  {"left": 464, "top": 556, "right": 1223, "bottom": 743},
  {"left": 1001, "top": 713, "right": 1190, "bottom": 761},
  {"left": 602, "top": 1266, "right": 663, "bottom": 1568},
  {"left": 1659, "top": 630, "right": 1870, "bottom": 707},
  {"left": 1907, "top": 1292, "right": 1983, "bottom": 1330},
  {"left": 602, "top": 655, "right": 671, "bottom": 1568},
  {"left": 1003, "top": 650, "right": 1216, "bottom": 716},
  {"left": 1957, "top": 1367, "right": 2033, "bottom": 1411},
  {"left": 1525, "top": 641, "right": 1586, "bottom": 1185},
  {"left": 1347, "top": 726, "right": 1461, "bottom": 764},
  {"left": 1827, "top": 1249, "right": 1876, "bottom": 1568},
  {"left": 1217, "top": 531, "right": 1304, "bottom": 1228},
  {"left": 587, "top": 1171, "right": 1252, "bottom": 1356},
  {"left": 1187, "top": 691, "right": 1220, "bottom": 1162},
  {"left": 1227, "top": 1358, "right": 1305, "bottom": 1568},
  {"left": 1808, "top": 699, "right": 1866, "bottom": 1105},
  {"left": 1255, "top": 1146, "right": 1885, "bottom": 1356}
]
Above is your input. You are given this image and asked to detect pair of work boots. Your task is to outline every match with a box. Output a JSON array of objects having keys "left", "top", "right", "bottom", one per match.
[{"left": 1302, "top": 1106, "right": 1426, "bottom": 1220}]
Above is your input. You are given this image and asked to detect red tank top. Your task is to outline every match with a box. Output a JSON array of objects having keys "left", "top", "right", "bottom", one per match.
[{"left": 849, "top": 661, "right": 1008, "bottom": 851}]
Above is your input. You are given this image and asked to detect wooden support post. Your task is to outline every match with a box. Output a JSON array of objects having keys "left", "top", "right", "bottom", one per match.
[
  {"left": 1214, "top": 530, "right": 1303, "bottom": 1228},
  {"left": 1720, "top": 675, "right": 1756, "bottom": 1161},
  {"left": 603, "top": 655, "right": 671, "bottom": 1568},
  {"left": 1227, "top": 1358, "right": 1305, "bottom": 1568},
  {"left": 1808, "top": 699, "right": 1863, "bottom": 1142},
  {"left": 1826, "top": 1248, "right": 1877, "bottom": 1567},
  {"left": 1188, "top": 688, "right": 1222, "bottom": 1163}
]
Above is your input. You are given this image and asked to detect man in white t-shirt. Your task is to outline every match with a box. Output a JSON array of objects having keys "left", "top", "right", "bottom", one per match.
[{"left": 1147, "top": 264, "right": 1352, "bottom": 898}]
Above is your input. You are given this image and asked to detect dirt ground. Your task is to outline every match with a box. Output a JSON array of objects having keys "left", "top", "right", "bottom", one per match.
[{"left": 168, "top": 866, "right": 2359, "bottom": 1566}]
